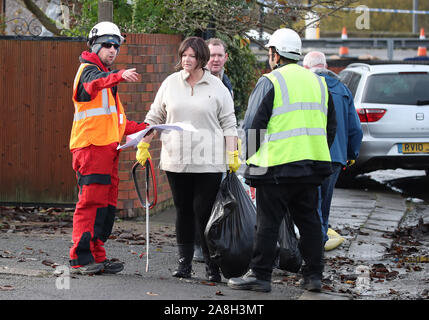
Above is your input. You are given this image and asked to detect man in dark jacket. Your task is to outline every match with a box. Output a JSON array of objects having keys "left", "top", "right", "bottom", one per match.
[
  {"left": 206, "top": 38, "right": 234, "bottom": 98},
  {"left": 228, "top": 29, "right": 337, "bottom": 293},
  {"left": 303, "top": 51, "right": 362, "bottom": 250}
]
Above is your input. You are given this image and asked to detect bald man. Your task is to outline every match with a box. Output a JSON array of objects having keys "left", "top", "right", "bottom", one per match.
[{"left": 303, "top": 51, "right": 362, "bottom": 250}]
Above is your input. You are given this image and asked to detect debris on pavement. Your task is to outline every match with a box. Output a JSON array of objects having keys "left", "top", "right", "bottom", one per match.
[
  {"left": 1, "top": 195, "right": 428, "bottom": 300},
  {"left": 319, "top": 200, "right": 429, "bottom": 300},
  {"left": 0, "top": 205, "right": 73, "bottom": 235}
]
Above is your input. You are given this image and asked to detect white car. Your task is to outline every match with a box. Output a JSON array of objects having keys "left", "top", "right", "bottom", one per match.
[{"left": 339, "top": 63, "right": 429, "bottom": 177}]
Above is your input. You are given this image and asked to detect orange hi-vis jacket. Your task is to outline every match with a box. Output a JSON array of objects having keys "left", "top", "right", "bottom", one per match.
[{"left": 70, "top": 63, "right": 127, "bottom": 149}]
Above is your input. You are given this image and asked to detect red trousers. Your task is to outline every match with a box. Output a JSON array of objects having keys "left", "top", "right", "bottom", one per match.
[{"left": 69, "top": 144, "right": 120, "bottom": 267}]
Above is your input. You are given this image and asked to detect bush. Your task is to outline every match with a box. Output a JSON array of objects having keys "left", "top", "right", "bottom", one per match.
[{"left": 222, "top": 35, "right": 264, "bottom": 120}]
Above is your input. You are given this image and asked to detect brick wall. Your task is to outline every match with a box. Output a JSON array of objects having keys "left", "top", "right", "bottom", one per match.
[{"left": 113, "top": 33, "right": 182, "bottom": 218}]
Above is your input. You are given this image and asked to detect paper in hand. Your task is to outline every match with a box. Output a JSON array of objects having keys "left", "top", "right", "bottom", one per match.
[{"left": 117, "top": 122, "right": 197, "bottom": 150}]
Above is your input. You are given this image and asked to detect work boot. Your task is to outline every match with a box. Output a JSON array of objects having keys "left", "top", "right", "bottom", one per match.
[
  {"left": 227, "top": 269, "right": 271, "bottom": 292},
  {"left": 205, "top": 260, "right": 221, "bottom": 283},
  {"left": 172, "top": 244, "right": 193, "bottom": 279},
  {"left": 71, "top": 262, "right": 104, "bottom": 275},
  {"left": 102, "top": 259, "right": 124, "bottom": 274},
  {"left": 300, "top": 274, "right": 322, "bottom": 292}
]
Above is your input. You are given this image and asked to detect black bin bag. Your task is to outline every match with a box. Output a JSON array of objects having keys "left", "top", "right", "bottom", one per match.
[
  {"left": 204, "top": 172, "right": 256, "bottom": 279},
  {"left": 277, "top": 209, "right": 302, "bottom": 273}
]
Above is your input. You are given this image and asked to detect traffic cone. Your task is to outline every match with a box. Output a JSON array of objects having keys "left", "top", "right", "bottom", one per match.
[
  {"left": 417, "top": 28, "right": 427, "bottom": 57},
  {"left": 339, "top": 26, "right": 349, "bottom": 56}
]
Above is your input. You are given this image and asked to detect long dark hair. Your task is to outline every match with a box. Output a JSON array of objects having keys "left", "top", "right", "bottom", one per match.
[{"left": 175, "top": 36, "right": 210, "bottom": 71}]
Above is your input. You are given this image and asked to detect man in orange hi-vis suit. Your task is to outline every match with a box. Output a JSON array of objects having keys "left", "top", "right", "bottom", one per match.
[{"left": 69, "top": 21, "right": 149, "bottom": 275}]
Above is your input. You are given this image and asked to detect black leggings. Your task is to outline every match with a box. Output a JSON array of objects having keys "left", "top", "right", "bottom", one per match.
[{"left": 166, "top": 171, "right": 222, "bottom": 256}]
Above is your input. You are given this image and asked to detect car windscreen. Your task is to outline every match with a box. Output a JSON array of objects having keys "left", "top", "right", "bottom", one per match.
[{"left": 362, "top": 72, "right": 429, "bottom": 105}]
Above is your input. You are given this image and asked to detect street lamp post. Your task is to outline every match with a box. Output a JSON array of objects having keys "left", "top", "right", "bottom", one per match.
[{"left": 413, "top": 0, "right": 419, "bottom": 34}]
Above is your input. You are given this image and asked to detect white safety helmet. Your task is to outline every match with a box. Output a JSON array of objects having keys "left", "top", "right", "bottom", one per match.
[
  {"left": 87, "top": 21, "right": 124, "bottom": 46},
  {"left": 265, "top": 28, "right": 302, "bottom": 61}
]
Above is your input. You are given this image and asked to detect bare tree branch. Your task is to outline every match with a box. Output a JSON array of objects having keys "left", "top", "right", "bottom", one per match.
[{"left": 22, "top": 0, "right": 62, "bottom": 35}]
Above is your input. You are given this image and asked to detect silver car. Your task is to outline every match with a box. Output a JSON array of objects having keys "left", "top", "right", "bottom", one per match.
[{"left": 339, "top": 63, "right": 429, "bottom": 177}]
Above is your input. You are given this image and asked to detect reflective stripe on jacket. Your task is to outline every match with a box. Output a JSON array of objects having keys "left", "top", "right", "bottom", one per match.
[
  {"left": 247, "top": 64, "right": 331, "bottom": 167},
  {"left": 70, "top": 63, "right": 126, "bottom": 149}
]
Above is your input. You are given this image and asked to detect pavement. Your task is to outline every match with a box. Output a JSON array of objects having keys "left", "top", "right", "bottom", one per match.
[
  {"left": 327, "top": 188, "right": 406, "bottom": 261},
  {"left": 0, "top": 186, "right": 414, "bottom": 303}
]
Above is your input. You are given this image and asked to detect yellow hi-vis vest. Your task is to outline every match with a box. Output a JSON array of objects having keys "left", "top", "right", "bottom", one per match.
[
  {"left": 247, "top": 64, "right": 331, "bottom": 167},
  {"left": 69, "top": 63, "right": 126, "bottom": 150}
]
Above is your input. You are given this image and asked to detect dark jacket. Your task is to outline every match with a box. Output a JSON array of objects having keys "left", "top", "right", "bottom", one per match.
[
  {"left": 221, "top": 72, "right": 237, "bottom": 115},
  {"left": 222, "top": 73, "right": 233, "bottom": 97},
  {"left": 242, "top": 64, "right": 337, "bottom": 186},
  {"left": 314, "top": 68, "right": 362, "bottom": 166}
]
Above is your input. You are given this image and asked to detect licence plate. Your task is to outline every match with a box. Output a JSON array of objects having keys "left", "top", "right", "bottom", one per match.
[{"left": 398, "top": 143, "right": 429, "bottom": 154}]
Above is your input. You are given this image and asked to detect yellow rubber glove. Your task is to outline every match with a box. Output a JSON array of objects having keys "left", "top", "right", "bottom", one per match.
[
  {"left": 347, "top": 160, "right": 356, "bottom": 167},
  {"left": 227, "top": 150, "right": 241, "bottom": 173},
  {"left": 136, "top": 141, "right": 151, "bottom": 166}
]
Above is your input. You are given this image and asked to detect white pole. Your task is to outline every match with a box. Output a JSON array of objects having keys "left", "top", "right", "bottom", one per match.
[{"left": 145, "top": 162, "right": 150, "bottom": 272}]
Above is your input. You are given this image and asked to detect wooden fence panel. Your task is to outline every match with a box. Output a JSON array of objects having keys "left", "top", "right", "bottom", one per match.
[
  {"left": 0, "top": 34, "right": 182, "bottom": 217},
  {"left": 0, "top": 38, "right": 87, "bottom": 205}
]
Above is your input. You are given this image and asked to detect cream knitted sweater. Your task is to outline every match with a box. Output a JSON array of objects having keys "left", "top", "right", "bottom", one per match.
[{"left": 145, "top": 69, "right": 238, "bottom": 173}]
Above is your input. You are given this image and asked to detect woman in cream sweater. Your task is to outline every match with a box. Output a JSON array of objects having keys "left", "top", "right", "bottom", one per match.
[{"left": 137, "top": 36, "right": 239, "bottom": 282}]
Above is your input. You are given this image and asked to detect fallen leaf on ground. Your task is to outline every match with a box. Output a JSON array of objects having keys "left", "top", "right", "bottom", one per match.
[
  {"left": 42, "top": 259, "right": 54, "bottom": 266},
  {"left": 0, "top": 285, "right": 14, "bottom": 291},
  {"left": 389, "top": 289, "right": 399, "bottom": 294},
  {"left": 322, "top": 284, "right": 334, "bottom": 291}
]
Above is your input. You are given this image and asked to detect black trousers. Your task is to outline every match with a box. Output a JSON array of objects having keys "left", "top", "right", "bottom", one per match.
[
  {"left": 250, "top": 183, "right": 324, "bottom": 281},
  {"left": 166, "top": 171, "right": 222, "bottom": 258}
]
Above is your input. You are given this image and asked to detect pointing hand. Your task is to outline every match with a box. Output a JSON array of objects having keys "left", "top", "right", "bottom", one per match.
[{"left": 122, "top": 68, "right": 139, "bottom": 82}]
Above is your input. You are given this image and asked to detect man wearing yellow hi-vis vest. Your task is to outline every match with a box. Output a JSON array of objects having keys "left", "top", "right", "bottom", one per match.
[{"left": 228, "top": 28, "right": 337, "bottom": 293}]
